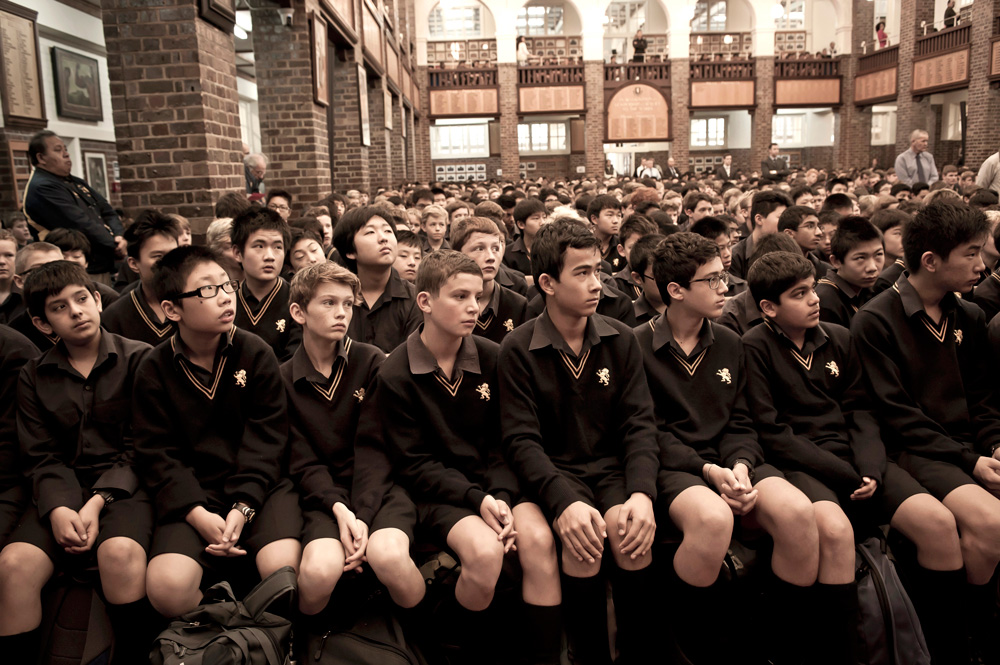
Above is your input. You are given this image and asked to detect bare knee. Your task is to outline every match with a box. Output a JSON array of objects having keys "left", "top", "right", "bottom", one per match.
[
  {"left": 300, "top": 557, "right": 343, "bottom": 593},
  {"left": 914, "top": 505, "right": 960, "bottom": 549},
  {"left": 367, "top": 534, "right": 414, "bottom": 575},
  {"left": 816, "top": 511, "right": 854, "bottom": 551},
  {"left": 98, "top": 538, "right": 146, "bottom": 575},
  {"left": 0, "top": 545, "right": 51, "bottom": 591},
  {"left": 461, "top": 537, "right": 505, "bottom": 584},
  {"left": 773, "top": 495, "right": 817, "bottom": 541},
  {"left": 146, "top": 568, "right": 200, "bottom": 617},
  {"left": 516, "top": 522, "right": 557, "bottom": 570}
]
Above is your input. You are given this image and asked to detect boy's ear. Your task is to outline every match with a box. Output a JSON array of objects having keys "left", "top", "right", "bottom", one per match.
[
  {"left": 829, "top": 254, "right": 843, "bottom": 269},
  {"left": 415, "top": 290, "right": 433, "bottom": 314},
  {"left": 30, "top": 315, "right": 53, "bottom": 336},
  {"left": 232, "top": 245, "right": 244, "bottom": 262},
  {"left": 759, "top": 298, "right": 779, "bottom": 318},
  {"left": 13, "top": 273, "right": 24, "bottom": 290},
  {"left": 93, "top": 289, "right": 103, "bottom": 313},
  {"left": 920, "top": 250, "right": 939, "bottom": 273},
  {"left": 782, "top": 228, "right": 796, "bottom": 238},
  {"left": 162, "top": 299, "right": 183, "bottom": 323},
  {"left": 631, "top": 271, "right": 643, "bottom": 287},
  {"left": 537, "top": 273, "right": 557, "bottom": 298},
  {"left": 289, "top": 301, "right": 308, "bottom": 326},
  {"left": 617, "top": 243, "right": 626, "bottom": 257},
  {"left": 127, "top": 256, "right": 141, "bottom": 275},
  {"left": 665, "top": 281, "right": 685, "bottom": 303}
]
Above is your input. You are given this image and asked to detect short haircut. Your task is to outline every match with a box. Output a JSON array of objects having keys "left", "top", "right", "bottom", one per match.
[
  {"left": 790, "top": 185, "right": 814, "bottom": 202},
  {"left": 513, "top": 198, "right": 547, "bottom": 226},
  {"left": 151, "top": 245, "right": 223, "bottom": 303},
  {"left": 215, "top": 192, "right": 252, "bottom": 219},
  {"left": 378, "top": 205, "right": 410, "bottom": 230},
  {"left": 827, "top": 177, "right": 850, "bottom": 191},
  {"left": 230, "top": 207, "right": 291, "bottom": 253},
  {"left": 304, "top": 206, "right": 330, "bottom": 219},
  {"left": 445, "top": 201, "right": 471, "bottom": 218},
  {"left": 0, "top": 229, "right": 14, "bottom": 245},
  {"left": 970, "top": 189, "right": 999, "bottom": 209},
  {"left": 28, "top": 130, "right": 58, "bottom": 167},
  {"left": 748, "top": 232, "right": 801, "bottom": 271},
  {"left": 2, "top": 211, "right": 26, "bottom": 230},
  {"left": 410, "top": 188, "right": 433, "bottom": 206},
  {"left": 652, "top": 232, "right": 720, "bottom": 305},
  {"left": 890, "top": 183, "right": 912, "bottom": 197},
  {"left": 822, "top": 193, "right": 854, "bottom": 212},
  {"left": 23, "top": 260, "right": 96, "bottom": 321},
  {"left": 750, "top": 190, "right": 792, "bottom": 229},
  {"left": 942, "top": 165, "right": 959, "bottom": 176},
  {"left": 394, "top": 229, "right": 422, "bottom": 250},
  {"left": 629, "top": 234, "right": 666, "bottom": 279},
  {"left": 619, "top": 215, "right": 658, "bottom": 243},
  {"left": 206, "top": 218, "right": 234, "bottom": 253},
  {"left": 747, "top": 251, "right": 816, "bottom": 310},
  {"left": 777, "top": 205, "right": 818, "bottom": 233},
  {"left": 331, "top": 206, "right": 395, "bottom": 272},
  {"left": 586, "top": 194, "right": 622, "bottom": 222},
  {"left": 45, "top": 228, "right": 91, "bottom": 260},
  {"left": 420, "top": 204, "right": 448, "bottom": 225},
  {"left": 870, "top": 208, "right": 911, "bottom": 234},
  {"left": 124, "top": 209, "right": 181, "bottom": 259},
  {"left": 474, "top": 200, "right": 504, "bottom": 225},
  {"left": 415, "top": 249, "right": 482, "bottom": 296},
  {"left": 818, "top": 210, "right": 843, "bottom": 229},
  {"left": 288, "top": 216, "right": 325, "bottom": 240},
  {"left": 266, "top": 189, "right": 292, "bottom": 206},
  {"left": 689, "top": 216, "right": 730, "bottom": 241},
  {"left": 15, "top": 242, "right": 62, "bottom": 275},
  {"left": 682, "top": 191, "right": 713, "bottom": 213},
  {"left": 289, "top": 260, "right": 360, "bottom": 308},
  {"left": 830, "top": 216, "right": 883, "bottom": 262},
  {"left": 531, "top": 220, "right": 600, "bottom": 292},
  {"left": 903, "top": 200, "right": 989, "bottom": 273},
  {"left": 495, "top": 193, "right": 517, "bottom": 210},
  {"left": 451, "top": 216, "right": 503, "bottom": 253}
]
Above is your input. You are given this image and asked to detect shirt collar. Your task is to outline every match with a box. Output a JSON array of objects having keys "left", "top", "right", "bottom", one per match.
[
  {"left": 509, "top": 236, "right": 527, "bottom": 254},
  {"left": 40, "top": 329, "right": 117, "bottom": 374},
  {"left": 496, "top": 265, "right": 516, "bottom": 288},
  {"left": 614, "top": 265, "right": 638, "bottom": 286},
  {"left": 291, "top": 337, "right": 351, "bottom": 384},
  {"left": 406, "top": 327, "right": 481, "bottom": 376},
  {"left": 481, "top": 281, "right": 503, "bottom": 318},
  {"left": 633, "top": 293, "right": 659, "bottom": 321},
  {"left": 895, "top": 273, "right": 959, "bottom": 320},
  {"left": 650, "top": 313, "right": 715, "bottom": 356},
  {"left": 528, "top": 310, "right": 619, "bottom": 354},
  {"left": 171, "top": 325, "right": 236, "bottom": 368},
  {"left": 763, "top": 318, "right": 830, "bottom": 355},
  {"left": 822, "top": 268, "right": 863, "bottom": 299},
  {"left": 239, "top": 278, "right": 282, "bottom": 307}
]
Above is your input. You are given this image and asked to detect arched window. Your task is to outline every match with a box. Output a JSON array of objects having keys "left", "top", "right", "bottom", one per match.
[
  {"left": 691, "top": 1, "right": 726, "bottom": 32},
  {"left": 517, "top": 5, "right": 564, "bottom": 36},
  {"left": 773, "top": 0, "right": 805, "bottom": 30},
  {"left": 428, "top": 1, "right": 483, "bottom": 40}
]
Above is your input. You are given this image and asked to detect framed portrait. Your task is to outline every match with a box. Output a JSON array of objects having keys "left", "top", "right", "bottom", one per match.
[
  {"left": 310, "top": 13, "right": 329, "bottom": 106},
  {"left": 199, "top": 0, "right": 236, "bottom": 33},
  {"left": 51, "top": 47, "right": 102, "bottom": 121},
  {"left": 84, "top": 152, "right": 108, "bottom": 201},
  {"left": 0, "top": 3, "right": 46, "bottom": 128},
  {"left": 358, "top": 64, "right": 371, "bottom": 146}
]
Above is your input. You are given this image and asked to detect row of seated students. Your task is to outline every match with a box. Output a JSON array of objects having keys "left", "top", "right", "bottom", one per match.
[{"left": 0, "top": 192, "right": 999, "bottom": 665}]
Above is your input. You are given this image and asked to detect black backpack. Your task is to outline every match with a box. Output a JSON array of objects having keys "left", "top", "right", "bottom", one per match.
[
  {"left": 38, "top": 572, "right": 112, "bottom": 665},
  {"left": 855, "top": 536, "right": 931, "bottom": 665},
  {"left": 150, "top": 566, "right": 297, "bottom": 665}
]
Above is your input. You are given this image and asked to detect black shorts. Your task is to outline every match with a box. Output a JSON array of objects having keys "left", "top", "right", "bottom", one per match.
[
  {"left": 149, "top": 478, "right": 302, "bottom": 568},
  {"left": 0, "top": 484, "right": 28, "bottom": 547},
  {"left": 895, "top": 453, "right": 977, "bottom": 500},
  {"left": 551, "top": 460, "right": 630, "bottom": 520},
  {"left": 369, "top": 485, "right": 417, "bottom": 544},
  {"left": 7, "top": 489, "right": 154, "bottom": 560}
]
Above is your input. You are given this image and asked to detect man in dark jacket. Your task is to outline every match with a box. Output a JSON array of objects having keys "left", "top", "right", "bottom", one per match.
[{"left": 760, "top": 143, "right": 790, "bottom": 179}]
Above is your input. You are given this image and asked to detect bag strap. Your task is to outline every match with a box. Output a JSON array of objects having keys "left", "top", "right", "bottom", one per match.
[
  {"left": 242, "top": 566, "right": 297, "bottom": 621},
  {"left": 202, "top": 580, "right": 239, "bottom": 605}
]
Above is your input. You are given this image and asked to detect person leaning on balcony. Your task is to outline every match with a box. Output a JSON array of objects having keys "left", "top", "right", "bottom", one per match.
[{"left": 516, "top": 36, "right": 537, "bottom": 66}]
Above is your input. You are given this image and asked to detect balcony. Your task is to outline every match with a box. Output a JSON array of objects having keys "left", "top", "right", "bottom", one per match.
[
  {"left": 774, "top": 58, "right": 841, "bottom": 107},
  {"left": 916, "top": 24, "right": 970, "bottom": 57},
  {"left": 774, "top": 58, "right": 840, "bottom": 78},
  {"left": 517, "top": 64, "right": 585, "bottom": 86},
  {"left": 913, "top": 24, "right": 970, "bottom": 95},
  {"left": 427, "top": 67, "right": 498, "bottom": 89},
  {"left": 858, "top": 45, "right": 898, "bottom": 74},
  {"left": 690, "top": 58, "right": 755, "bottom": 80},
  {"left": 603, "top": 61, "right": 671, "bottom": 87}
]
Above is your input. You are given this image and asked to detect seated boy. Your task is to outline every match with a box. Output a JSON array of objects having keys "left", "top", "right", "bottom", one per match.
[
  {"left": 9, "top": 243, "right": 71, "bottom": 350},
  {"left": 635, "top": 235, "right": 833, "bottom": 663},
  {"left": 973, "top": 218, "right": 1000, "bottom": 322},
  {"left": 101, "top": 211, "right": 181, "bottom": 346},
  {"left": 44, "top": 228, "right": 121, "bottom": 307},
  {"left": 728, "top": 190, "right": 791, "bottom": 279},
  {"left": 392, "top": 230, "right": 422, "bottom": 284},
  {"left": 452, "top": 217, "right": 528, "bottom": 343},
  {"left": 0, "top": 261, "right": 155, "bottom": 663},
  {"left": 0, "top": 229, "right": 22, "bottom": 324},
  {"left": 628, "top": 234, "right": 666, "bottom": 325},
  {"left": 332, "top": 206, "right": 421, "bottom": 354},
  {"left": 612, "top": 215, "right": 658, "bottom": 299},
  {"left": 815, "top": 216, "right": 885, "bottom": 328},
  {"left": 853, "top": 200, "right": 1000, "bottom": 661},
  {"left": 282, "top": 263, "right": 424, "bottom": 621},
  {"left": 286, "top": 227, "right": 326, "bottom": 275},
  {"left": 586, "top": 195, "right": 625, "bottom": 273},
  {"left": 717, "top": 233, "right": 800, "bottom": 336},
  {"left": 231, "top": 207, "right": 301, "bottom": 361},
  {"left": 377, "top": 250, "right": 561, "bottom": 664},
  {"left": 419, "top": 205, "right": 451, "bottom": 254},
  {"left": 498, "top": 221, "right": 658, "bottom": 665},
  {"left": 503, "top": 199, "right": 548, "bottom": 286},
  {"left": 134, "top": 246, "right": 302, "bottom": 618},
  {"left": 778, "top": 204, "right": 832, "bottom": 278},
  {"left": 745, "top": 250, "right": 969, "bottom": 663},
  {"left": 0, "top": 324, "right": 37, "bottom": 547},
  {"left": 689, "top": 216, "right": 747, "bottom": 297}
]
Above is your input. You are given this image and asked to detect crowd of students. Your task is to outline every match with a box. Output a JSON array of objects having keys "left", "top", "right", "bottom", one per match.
[{"left": 1, "top": 162, "right": 1000, "bottom": 665}]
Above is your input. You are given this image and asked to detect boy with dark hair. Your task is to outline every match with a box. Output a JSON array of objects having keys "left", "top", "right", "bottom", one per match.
[
  {"left": 266, "top": 189, "right": 293, "bottom": 221},
  {"left": 134, "top": 246, "right": 302, "bottom": 619},
  {"left": 778, "top": 204, "right": 831, "bottom": 277},
  {"left": 729, "top": 190, "right": 792, "bottom": 279},
  {"left": 332, "top": 206, "right": 421, "bottom": 353},
  {"left": 392, "top": 230, "right": 422, "bottom": 284},
  {"left": 821, "top": 192, "right": 855, "bottom": 217},
  {"left": 853, "top": 200, "right": 1000, "bottom": 662},
  {"left": 0, "top": 261, "right": 155, "bottom": 663},
  {"left": 452, "top": 217, "right": 528, "bottom": 344},
  {"left": 377, "top": 250, "right": 561, "bottom": 664},
  {"left": 689, "top": 215, "right": 747, "bottom": 296},
  {"left": 585, "top": 195, "right": 625, "bottom": 272},
  {"left": 973, "top": 218, "right": 1000, "bottom": 322},
  {"left": 499, "top": 221, "right": 659, "bottom": 665},
  {"left": 815, "top": 216, "right": 885, "bottom": 328},
  {"left": 230, "top": 207, "right": 301, "bottom": 361},
  {"left": 0, "top": 229, "right": 21, "bottom": 324},
  {"left": 102, "top": 210, "right": 181, "bottom": 346},
  {"left": 285, "top": 227, "right": 325, "bottom": 275},
  {"left": 419, "top": 205, "right": 450, "bottom": 254},
  {"left": 745, "top": 250, "right": 969, "bottom": 664},
  {"left": 10, "top": 243, "right": 71, "bottom": 350},
  {"left": 628, "top": 234, "right": 666, "bottom": 324},
  {"left": 871, "top": 208, "right": 908, "bottom": 267},
  {"left": 613, "top": 215, "right": 658, "bottom": 299},
  {"left": 45, "top": 227, "right": 122, "bottom": 307},
  {"left": 717, "top": 233, "right": 801, "bottom": 336},
  {"left": 638, "top": 236, "right": 828, "bottom": 664},
  {"left": 504, "top": 198, "right": 547, "bottom": 285},
  {"left": 681, "top": 191, "right": 713, "bottom": 226}
]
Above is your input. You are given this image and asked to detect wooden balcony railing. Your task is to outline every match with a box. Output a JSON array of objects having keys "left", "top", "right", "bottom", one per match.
[
  {"left": 428, "top": 67, "right": 498, "bottom": 88},
  {"left": 774, "top": 58, "right": 840, "bottom": 78},
  {"left": 517, "top": 64, "right": 585, "bottom": 86},
  {"left": 858, "top": 45, "right": 898, "bottom": 73},
  {"left": 603, "top": 61, "right": 671, "bottom": 84},
  {"left": 994, "top": 14, "right": 1000, "bottom": 36},
  {"left": 916, "top": 24, "right": 970, "bottom": 57},
  {"left": 689, "top": 58, "right": 755, "bottom": 80}
]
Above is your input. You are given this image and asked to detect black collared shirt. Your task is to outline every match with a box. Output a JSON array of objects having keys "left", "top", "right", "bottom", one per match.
[
  {"left": 526, "top": 279, "right": 638, "bottom": 327},
  {"left": 816, "top": 269, "right": 876, "bottom": 329},
  {"left": 420, "top": 236, "right": 451, "bottom": 255},
  {"left": 852, "top": 274, "right": 1000, "bottom": 473},
  {"left": 972, "top": 270, "right": 1000, "bottom": 323},
  {"left": 729, "top": 235, "right": 756, "bottom": 280},
  {"left": 633, "top": 293, "right": 659, "bottom": 325},
  {"left": 498, "top": 311, "right": 659, "bottom": 519},
  {"left": 614, "top": 266, "right": 642, "bottom": 301},
  {"left": 18, "top": 332, "right": 151, "bottom": 516},
  {"left": 0, "top": 325, "right": 38, "bottom": 490},
  {"left": 635, "top": 315, "right": 761, "bottom": 475},
  {"left": 874, "top": 258, "right": 905, "bottom": 295},
  {"left": 601, "top": 235, "right": 626, "bottom": 275},
  {"left": 133, "top": 326, "right": 288, "bottom": 520},
  {"left": 102, "top": 285, "right": 173, "bottom": 347},
  {"left": 0, "top": 288, "right": 24, "bottom": 326},
  {"left": 503, "top": 237, "right": 532, "bottom": 277},
  {"left": 474, "top": 284, "right": 528, "bottom": 344},
  {"left": 497, "top": 264, "right": 529, "bottom": 297},
  {"left": 716, "top": 289, "right": 764, "bottom": 337},
  {"left": 743, "top": 320, "right": 884, "bottom": 490},
  {"left": 235, "top": 278, "right": 301, "bottom": 361},
  {"left": 8, "top": 309, "right": 59, "bottom": 352},
  {"left": 726, "top": 273, "right": 749, "bottom": 298},
  {"left": 348, "top": 269, "right": 422, "bottom": 354}
]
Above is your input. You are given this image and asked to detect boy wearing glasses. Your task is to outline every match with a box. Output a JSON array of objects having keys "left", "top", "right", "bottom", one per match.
[
  {"left": 778, "top": 205, "right": 832, "bottom": 279},
  {"left": 134, "top": 246, "right": 301, "bottom": 618},
  {"left": 815, "top": 216, "right": 885, "bottom": 328},
  {"left": 266, "top": 189, "right": 293, "bottom": 221}
]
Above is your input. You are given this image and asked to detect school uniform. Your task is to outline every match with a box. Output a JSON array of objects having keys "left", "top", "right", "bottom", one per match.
[
  {"left": 728, "top": 235, "right": 756, "bottom": 280},
  {"left": 852, "top": 274, "right": 1000, "bottom": 499},
  {"left": 10, "top": 332, "right": 154, "bottom": 558},
  {"left": 235, "top": 278, "right": 301, "bottom": 361},
  {"left": 420, "top": 237, "right": 451, "bottom": 255},
  {"left": 873, "top": 257, "right": 905, "bottom": 295},
  {"left": 716, "top": 289, "right": 764, "bottom": 336},
  {"left": 8, "top": 309, "right": 59, "bottom": 352},
  {"left": 807, "top": 252, "right": 833, "bottom": 280},
  {"left": 726, "top": 273, "right": 748, "bottom": 298},
  {"left": 497, "top": 263, "right": 530, "bottom": 297},
  {"left": 0, "top": 287, "right": 24, "bottom": 325},
  {"left": 101, "top": 285, "right": 173, "bottom": 347},
  {"left": 503, "top": 236, "right": 532, "bottom": 277},
  {"left": 972, "top": 269, "right": 1000, "bottom": 323},
  {"left": 816, "top": 269, "right": 875, "bottom": 328},
  {"left": 348, "top": 268, "right": 422, "bottom": 354},
  {"left": 525, "top": 279, "right": 638, "bottom": 327},
  {"left": 94, "top": 281, "right": 120, "bottom": 308},
  {"left": 133, "top": 326, "right": 301, "bottom": 565},
  {"left": 0, "top": 325, "right": 39, "bottom": 544},
  {"left": 613, "top": 266, "right": 642, "bottom": 301},
  {"left": 601, "top": 236, "right": 625, "bottom": 275},
  {"left": 474, "top": 283, "right": 528, "bottom": 344},
  {"left": 632, "top": 293, "right": 659, "bottom": 325}
]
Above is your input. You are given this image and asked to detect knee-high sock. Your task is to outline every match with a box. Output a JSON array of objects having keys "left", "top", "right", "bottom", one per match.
[
  {"left": 107, "top": 597, "right": 164, "bottom": 665},
  {"left": 610, "top": 565, "right": 660, "bottom": 665},
  {"left": 768, "top": 578, "right": 812, "bottom": 665},
  {"left": 815, "top": 582, "right": 860, "bottom": 665},
  {"left": 561, "top": 574, "right": 613, "bottom": 665},
  {"left": 670, "top": 578, "right": 731, "bottom": 665},
  {"left": 905, "top": 566, "right": 968, "bottom": 665},
  {"left": 521, "top": 603, "right": 562, "bottom": 665},
  {"left": 0, "top": 629, "right": 40, "bottom": 663},
  {"left": 968, "top": 580, "right": 1000, "bottom": 665}
]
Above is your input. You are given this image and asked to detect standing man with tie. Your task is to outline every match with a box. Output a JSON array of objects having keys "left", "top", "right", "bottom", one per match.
[
  {"left": 665, "top": 157, "right": 680, "bottom": 180},
  {"left": 760, "top": 143, "right": 790, "bottom": 179},
  {"left": 714, "top": 154, "right": 735, "bottom": 181},
  {"left": 894, "top": 129, "right": 939, "bottom": 187}
]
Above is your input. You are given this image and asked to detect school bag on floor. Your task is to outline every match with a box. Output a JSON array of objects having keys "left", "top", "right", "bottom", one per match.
[
  {"left": 150, "top": 566, "right": 297, "bottom": 665},
  {"left": 38, "top": 571, "right": 112, "bottom": 665}
]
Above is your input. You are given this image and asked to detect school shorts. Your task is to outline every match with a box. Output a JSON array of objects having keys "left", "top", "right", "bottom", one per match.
[
  {"left": 149, "top": 478, "right": 302, "bottom": 568},
  {"left": 0, "top": 484, "right": 28, "bottom": 546},
  {"left": 7, "top": 488, "right": 154, "bottom": 560},
  {"left": 302, "top": 485, "right": 417, "bottom": 546},
  {"left": 549, "top": 459, "right": 631, "bottom": 520},
  {"left": 895, "top": 453, "right": 977, "bottom": 500}
]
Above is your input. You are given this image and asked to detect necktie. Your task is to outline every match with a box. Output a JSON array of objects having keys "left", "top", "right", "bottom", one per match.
[{"left": 915, "top": 153, "right": 926, "bottom": 184}]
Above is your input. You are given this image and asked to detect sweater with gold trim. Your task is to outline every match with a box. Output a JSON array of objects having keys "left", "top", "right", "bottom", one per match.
[
  {"left": 235, "top": 278, "right": 301, "bottom": 361},
  {"left": 102, "top": 285, "right": 173, "bottom": 347}
]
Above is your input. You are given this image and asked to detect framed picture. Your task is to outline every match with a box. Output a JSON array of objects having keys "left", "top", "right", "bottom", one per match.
[
  {"left": 84, "top": 152, "right": 108, "bottom": 201},
  {"left": 310, "top": 13, "right": 329, "bottom": 106},
  {"left": 0, "top": 3, "right": 46, "bottom": 128},
  {"left": 51, "top": 47, "right": 102, "bottom": 121},
  {"left": 199, "top": 0, "right": 236, "bottom": 33},
  {"left": 358, "top": 64, "right": 371, "bottom": 146}
]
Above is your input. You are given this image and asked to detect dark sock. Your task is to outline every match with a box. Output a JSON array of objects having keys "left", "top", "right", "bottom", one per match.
[
  {"left": 0, "top": 629, "right": 41, "bottom": 663},
  {"left": 521, "top": 603, "right": 562, "bottom": 665},
  {"left": 815, "top": 582, "right": 860, "bottom": 665},
  {"left": 768, "top": 578, "right": 812, "bottom": 665},
  {"left": 610, "top": 565, "right": 659, "bottom": 665},
  {"left": 671, "top": 578, "right": 729, "bottom": 664},
  {"left": 107, "top": 597, "right": 163, "bottom": 665},
  {"left": 906, "top": 566, "right": 967, "bottom": 665},
  {"left": 561, "top": 574, "right": 612, "bottom": 665},
  {"left": 968, "top": 580, "right": 1000, "bottom": 665}
]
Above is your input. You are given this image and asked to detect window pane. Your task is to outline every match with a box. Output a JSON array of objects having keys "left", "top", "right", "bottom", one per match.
[
  {"left": 691, "top": 118, "right": 707, "bottom": 147},
  {"left": 518, "top": 124, "right": 531, "bottom": 152},
  {"left": 549, "top": 123, "right": 567, "bottom": 150},
  {"left": 429, "top": 3, "right": 481, "bottom": 39},
  {"left": 531, "top": 123, "right": 549, "bottom": 151}
]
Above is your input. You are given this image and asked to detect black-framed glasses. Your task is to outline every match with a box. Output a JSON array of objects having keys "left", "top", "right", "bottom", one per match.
[
  {"left": 642, "top": 273, "right": 655, "bottom": 282},
  {"left": 172, "top": 279, "right": 239, "bottom": 300},
  {"left": 689, "top": 272, "right": 730, "bottom": 290}
]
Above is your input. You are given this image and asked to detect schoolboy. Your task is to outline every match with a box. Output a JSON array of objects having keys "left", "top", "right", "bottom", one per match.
[
  {"left": 635, "top": 235, "right": 831, "bottom": 664},
  {"left": 816, "top": 210, "right": 841, "bottom": 263},
  {"left": 628, "top": 234, "right": 666, "bottom": 325},
  {"left": 778, "top": 204, "right": 832, "bottom": 277},
  {"left": 0, "top": 261, "right": 155, "bottom": 663},
  {"left": 133, "top": 246, "right": 302, "bottom": 618},
  {"left": 419, "top": 205, "right": 450, "bottom": 254},
  {"left": 745, "top": 251, "right": 969, "bottom": 663},
  {"left": 871, "top": 207, "right": 908, "bottom": 267},
  {"left": 0, "top": 230, "right": 21, "bottom": 324},
  {"left": 377, "top": 250, "right": 561, "bottom": 664},
  {"left": 101, "top": 211, "right": 181, "bottom": 346},
  {"left": 0, "top": 323, "right": 37, "bottom": 548},
  {"left": 852, "top": 200, "right": 1000, "bottom": 661},
  {"left": 613, "top": 215, "right": 658, "bottom": 299},
  {"left": 503, "top": 198, "right": 547, "bottom": 285},
  {"left": 452, "top": 217, "right": 528, "bottom": 344},
  {"left": 266, "top": 188, "right": 293, "bottom": 221},
  {"left": 282, "top": 263, "right": 424, "bottom": 622},
  {"left": 393, "top": 229, "right": 423, "bottom": 284},
  {"left": 332, "top": 206, "right": 421, "bottom": 354},
  {"left": 972, "top": 218, "right": 1000, "bottom": 322},
  {"left": 498, "top": 220, "right": 659, "bottom": 665},
  {"left": 286, "top": 227, "right": 326, "bottom": 275},
  {"left": 41, "top": 228, "right": 121, "bottom": 307},
  {"left": 690, "top": 216, "right": 747, "bottom": 297},
  {"left": 815, "top": 216, "right": 885, "bottom": 328},
  {"left": 586, "top": 194, "right": 625, "bottom": 273},
  {"left": 681, "top": 191, "right": 714, "bottom": 227},
  {"left": 9, "top": 243, "right": 70, "bottom": 350},
  {"left": 717, "top": 233, "right": 801, "bottom": 336},
  {"left": 729, "top": 190, "right": 791, "bottom": 279}
]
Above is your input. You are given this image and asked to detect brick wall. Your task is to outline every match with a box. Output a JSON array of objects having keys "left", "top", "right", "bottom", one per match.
[
  {"left": 79, "top": 139, "right": 123, "bottom": 209},
  {"left": 583, "top": 62, "right": 605, "bottom": 178},
  {"left": 414, "top": 67, "right": 432, "bottom": 182},
  {"left": 368, "top": 75, "right": 391, "bottom": 189},
  {"left": 569, "top": 152, "right": 587, "bottom": 176},
  {"left": 497, "top": 63, "right": 520, "bottom": 179},
  {"left": 834, "top": 0, "right": 874, "bottom": 170},
  {"left": 751, "top": 56, "right": 775, "bottom": 173},
  {"left": 871, "top": 145, "right": 897, "bottom": 172},
  {"left": 894, "top": 1, "right": 936, "bottom": 155},
  {"left": 965, "top": 0, "right": 1000, "bottom": 168},
  {"left": 330, "top": 53, "right": 370, "bottom": 191},
  {"left": 670, "top": 58, "right": 690, "bottom": 172},
  {"left": 431, "top": 156, "right": 501, "bottom": 183},
  {"left": 390, "top": 93, "right": 405, "bottom": 183},
  {"left": 688, "top": 148, "right": 753, "bottom": 176}
]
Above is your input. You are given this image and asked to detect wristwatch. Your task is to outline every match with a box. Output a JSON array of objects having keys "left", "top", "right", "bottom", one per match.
[
  {"left": 732, "top": 459, "right": 756, "bottom": 482},
  {"left": 93, "top": 490, "right": 116, "bottom": 506},
  {"left": 232, "top": 501, "right": 256, "bottom": 524}
]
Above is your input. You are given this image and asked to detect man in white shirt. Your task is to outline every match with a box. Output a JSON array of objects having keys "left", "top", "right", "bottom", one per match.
[
  {"left": 894, "top": 129, "right": 939, "bottom": 186},
  {"left": 976, "top": 149, "right": 1000, "bottom": 194}
]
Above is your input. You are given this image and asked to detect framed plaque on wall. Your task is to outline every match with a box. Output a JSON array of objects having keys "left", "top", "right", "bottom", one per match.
[{"left": 0, "top": 1, "right": 46, "bottom": 129}]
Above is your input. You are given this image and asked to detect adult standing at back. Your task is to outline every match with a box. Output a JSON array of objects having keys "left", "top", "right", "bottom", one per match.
[
  {"left": 977, "top": 148, "right": 1000, "bottom": 195},
  {"left": 244, "top": 152, "right": 267, "bottom": 194},
  {"left": 22, "top": 130, "right": 124, "bottom": 284},
  {"left": 894, "top": 130, "right": 939, "bottom": 187},
  {"left": 632, "top": 28, "right": 647, "bottom": 63},
  {"left": 761, "top": 143, "right": 790, "bottom": 179}
]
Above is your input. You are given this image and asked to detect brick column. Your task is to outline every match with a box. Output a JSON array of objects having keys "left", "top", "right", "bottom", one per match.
[
  {"left": 670, "top": 58, "right": 690, "bottom": 173},
  {"left": 966, "top": 0, "right": 1000, "bottom": 167},
  {"left": 330, "top": 52, "right": 370, "bottom": 191},
  {"left": 368, "top": 76, "right": 391, "bottom": 189},
  {"left": 103, "top": 0, "right": 242, "bottom": 233},
  {"left": 414, "top": 67, "right": 432, "bottom": 182},
  {"left": 391, "top": 94, "right": 405, "bottom": 182},
  {"left": 751, "top": 57, "right": 775, "bottom": 174},
  {"left": 834, "top": 0, "right": 875, "bottom": 170},
  {"left": 252, "top": 2, "right": 331, "bottom": 204},
  {"left": 498, "top": 63, "right": 521, "bottom": 180},
  {"left": 894, "top": 1, "right": 935, "bottom": 156},
  {"left": 583, "top": 61, "right": 605, "bottom": 177}
]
